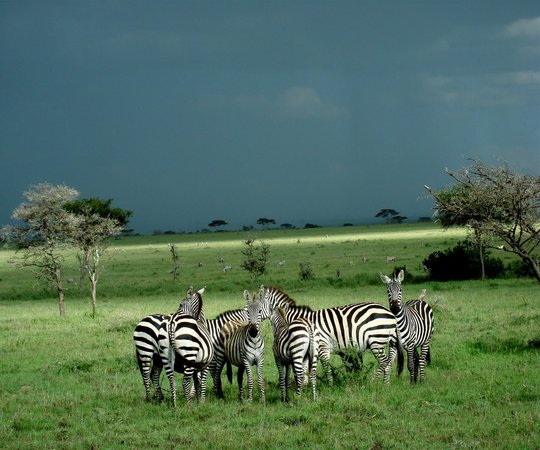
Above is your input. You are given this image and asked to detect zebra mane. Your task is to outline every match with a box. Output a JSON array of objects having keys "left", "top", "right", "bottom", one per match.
[
  {"left": 213, "top": 308, "right": 244, "bottom": 321},
  {"left": 265, "top": 285, "right": 297, "bottom": 307},
  {"left": 265, "top": 285, "right": 316, "bottom": 312}
]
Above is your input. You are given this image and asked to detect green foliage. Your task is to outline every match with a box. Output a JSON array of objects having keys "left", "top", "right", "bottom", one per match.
[
  {"left": 64, "top": 197, "right": 132, "bottom": 227},
  {"left": 241, "top": 238, "right": 270, "bottom": 279},
  {"left": 423, "top": 240, "right": 505, "bottom": 281},
  {"left": 298, "top": 261, "right": 315, "bottom": 281}
]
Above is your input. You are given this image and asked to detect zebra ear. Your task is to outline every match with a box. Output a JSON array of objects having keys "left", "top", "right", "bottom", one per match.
[
  {"left": 397, "top": 269, "right": 405, "bottom": 282},
  {"left": 380, "top": 273, "right": 391, "bottom": 284},
  {"left": 187, "top": 286, "right": 194, "bottom": 295},
  {"left": 244, "top": 289, "right": 253, "bottom": 302},
  {"left": 197, "top": 286, "right": 206, "bottom": 295}
]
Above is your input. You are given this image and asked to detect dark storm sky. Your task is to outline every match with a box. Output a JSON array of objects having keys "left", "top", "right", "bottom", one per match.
[{"left": 1, "top": 1, "right": 539, "bottom": 233}]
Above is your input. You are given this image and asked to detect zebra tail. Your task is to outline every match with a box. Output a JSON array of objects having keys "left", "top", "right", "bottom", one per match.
[
  {"left": 397, "top": 344, "right": 404, "bottom": 376},
  {"left": 226, "top": 360, "right": 233, "bottom": 384}
]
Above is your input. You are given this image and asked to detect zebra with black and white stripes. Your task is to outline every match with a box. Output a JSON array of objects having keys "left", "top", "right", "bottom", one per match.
[
  {"left": 259, "top": 285, "right": 401, "bottom": 384},
  {"left": 270, "top": 306, "right": 318, "bottom": 402},
  {"left": 215, "top": 290, "right": 266, "bottom": 403},
  {"left": 205, "top": 307, "right": 249, "bottom": 398},
  {"left": 380, "top": 270, "right": 434, "bottom": 383},
  {"left": 133, "top": 287, "right": 214, "bottom": 406},
  {"left": 132, "top": 287, "right": 200, "bottom": 403}
]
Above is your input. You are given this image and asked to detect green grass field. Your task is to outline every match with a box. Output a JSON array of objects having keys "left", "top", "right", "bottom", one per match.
[{"left": 1, "top": 223, "right": 538, "bottom": 449}]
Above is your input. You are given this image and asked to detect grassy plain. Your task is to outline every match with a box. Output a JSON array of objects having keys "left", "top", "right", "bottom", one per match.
[{"left": 0, "top": 223, "right": 538, "bottom": 449}]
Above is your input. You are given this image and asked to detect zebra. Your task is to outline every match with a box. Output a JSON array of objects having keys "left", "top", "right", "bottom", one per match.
[
  {"left": 259, "top": 285, "right": 401, "bottom": 384},
  {"left": 380, "top": 270, "right": 434, "bottom": 383},
  {"left": 215, "top": 290, "right": 265, "bottom": 403},
  {"left": 133, "top": 287, "right": 213, "bottom": 406},
  {"left": 270, "top": 306, "right": 318, "bottom": 402},
  {"left": 132, "top": 287, "right": 202, "bottom": 402}
]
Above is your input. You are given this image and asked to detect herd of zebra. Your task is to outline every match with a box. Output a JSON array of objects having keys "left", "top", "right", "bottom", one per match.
[{"left": 133, "top": 269, "right": 434, "bottom": 406}]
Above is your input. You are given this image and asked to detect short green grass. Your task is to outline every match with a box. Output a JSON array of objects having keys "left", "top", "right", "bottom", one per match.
[{"left": 0, "top": 223, "right": 538, "bottom": 449}]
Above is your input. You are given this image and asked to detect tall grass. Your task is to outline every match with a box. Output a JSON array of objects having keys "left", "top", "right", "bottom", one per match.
[{"left": 0, "top": 223, "right": 538, "bottom": 449}]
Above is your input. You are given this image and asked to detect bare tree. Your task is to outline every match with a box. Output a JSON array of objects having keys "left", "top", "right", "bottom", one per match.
[
  {"left": 425, "top": 159, "right": 540, "bottom": 283},
  {"left": 168, "top": 243, "right": 180, "bottom": 281},
  {"left": 70, "top": 211, "right": 122, "bottom": 318},
  {"left": 1, "top": 183, "right": 79, "bottom": 316}
]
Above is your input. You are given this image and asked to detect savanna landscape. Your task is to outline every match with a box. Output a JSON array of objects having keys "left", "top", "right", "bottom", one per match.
[{"left": 1, "top": 222, "right": 538, "bottom": 449}]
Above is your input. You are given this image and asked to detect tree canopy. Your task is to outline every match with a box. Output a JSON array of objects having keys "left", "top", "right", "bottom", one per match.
[{"left": 426, "top": 159, "right": 540, "bottom": 283}]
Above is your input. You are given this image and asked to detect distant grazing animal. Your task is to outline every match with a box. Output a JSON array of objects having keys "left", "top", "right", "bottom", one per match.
[
  {"left": 381, "top": 270, "right": 434, "bottom": 383},
  {"left": 386, "top": 256, "right": 396, "bottom": 263},
  {"left": 259, "top": 285, "right": 401, "bottom": 384},
  {"left": 270, "top": 306, "right": 318, "bottom": 402},
  {"left": 216, "top": 291, "right": 266, "bottom": 403}
]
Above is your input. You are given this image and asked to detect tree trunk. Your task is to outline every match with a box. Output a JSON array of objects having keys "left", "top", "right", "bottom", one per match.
[
  {"left": 55, "top": 268, "right": 65, "bottom": 316},
  {"left": 523, "top": 254, "right": 540, "bottom": 284},
  {"left": 90, "top": 274, "right": 97, "bottom": 318},
  {"left": 475, "top": 230, "right": 486, "bottom": 280}
]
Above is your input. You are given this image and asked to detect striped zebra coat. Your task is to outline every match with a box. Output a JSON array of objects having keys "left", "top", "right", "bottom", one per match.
[
  {"left": 259, "top": 285, "right": 401, "bottom": 384},
  {"left": 133, "top": 287, "right": 213, "bottom": 406},
  {"left": 270, "top": 307, "right": 318, "bottom": 402},
  {"left": 215, "top": 290, "right": 266, "bottom": 403},
  {"left": 381, "top": 270, "right": 434, "bottom": 383}
]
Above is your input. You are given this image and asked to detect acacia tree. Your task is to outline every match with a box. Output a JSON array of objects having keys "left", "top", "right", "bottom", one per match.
[
  {"left": 375, "top": 209, "right": 400, "bottom": 224},
  {"left": 425, "top": 159, "right": 540, "bottom": 283},
  {"left": 69, "top": 210, "right": 122, "bottom": 318},
  {"left": 64, "top": 198, "right": 131, "bottom": 290},
  {"left": 1, "top": 183, "right": 79, "bottom": 316}
]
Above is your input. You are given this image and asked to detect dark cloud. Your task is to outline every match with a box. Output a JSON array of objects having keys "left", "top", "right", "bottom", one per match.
[{"left": 1, "top": 1, "right": 539, "bottom": 233}]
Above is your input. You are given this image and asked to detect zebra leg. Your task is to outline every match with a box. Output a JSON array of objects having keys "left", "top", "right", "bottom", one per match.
[
  {"left": 138, "top": 359, "right": 153, "bottom": 401},
  {"left": 407, "top": 347, "right": 416, "bottom": 383},
  {"left": 309, "top": 357, "right": 318, "bottom": 401},
  {"left": 199, "top": 368, "right": 209, "bottom": 403},
  {"left": 385, "top": 343, "right": 398, "bottom": 383},
  {"left": 256, "top": 359, "right": 265, "bottom": 404},
  {"left": 244, "top": 363, "right": 254, "bottom": 403},
  {"left": 212, "top": 353, "right": 226, "bottom": 399},
  {"left": 285, "top": 364, "right": 292, "bottom": 403},
  {"left": 371, "top": 347, "right": 390, "bottom": 383},
  {"left": 165, "top": 366, "right": 177, "bottom": 407},
  {"left": 418, "top": 343, "right": 430, "bottom": 383},
  {"left": 293, "top": 359, "right": 304, "bottom": 398},
  {"left": 182, "top": 372, "right": 193, "bottom": 403},
  {"left": 277, "top": 361, "right": 287, "bottom": 402},
  {"left": 236, "top": 365, "right": 245, "bottom": 401},
  {"left": 150, "top": 364, "right": 164, "bottom": 401}
]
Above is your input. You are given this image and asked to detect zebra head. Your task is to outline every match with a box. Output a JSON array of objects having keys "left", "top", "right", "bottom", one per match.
[
  {"left": 177, "top": 286, "right": 205, "bottom": 320},
  {"left": 243, "top": 290, "right": 263, "bottom": 338},
  {"left": 380, "top": 269, "right": 404, "bottom": 313}
]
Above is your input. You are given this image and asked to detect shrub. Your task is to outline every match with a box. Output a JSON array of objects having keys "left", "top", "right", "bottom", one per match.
[
  {"left": 423, "top": 240, "right": 504, "bottom": 281},
  {"left": 241, "top": 238, "right": 270, "bottom": 279},
  {"left": 298, "top": 261, "right": 315, "bottom": 281}
]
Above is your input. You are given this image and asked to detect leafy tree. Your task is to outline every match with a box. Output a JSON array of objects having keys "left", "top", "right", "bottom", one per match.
[
  {"left": 208, "top": 219, "right": 228, "bottom": 229},
  {"left": 375, "top": 209, "right": 400, "bottom": 224},
  {"left": 68, "top": 208, "right": 122, "bottom": 317},
  {"left": 1, "top": 183, "right": 79, "bottom": 316},
  {"left": 425, "top": 159, "right": 540, "bottom": 283},
  {"left": 241, "top": 238, "right": 270, "bottom": 279},
  {"left": 64, "top": 198, "right": 132, "bottom": 227},
  {"left": 257, "top": 217, "right": 276, "bottom": 228},
  {"left": 64, "top": 197, "right": 131, "bottom": 287}
]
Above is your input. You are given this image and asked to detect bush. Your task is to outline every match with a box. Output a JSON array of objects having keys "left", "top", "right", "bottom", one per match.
[
  {"left": 505, "top": 259, "right": 538, "bottom": 278},
  {"left": 298, "top": 261, "right": 315, "bottom": 281},
  {"left": 423, "top": 240, "right": 504, "bottom": 281}
]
